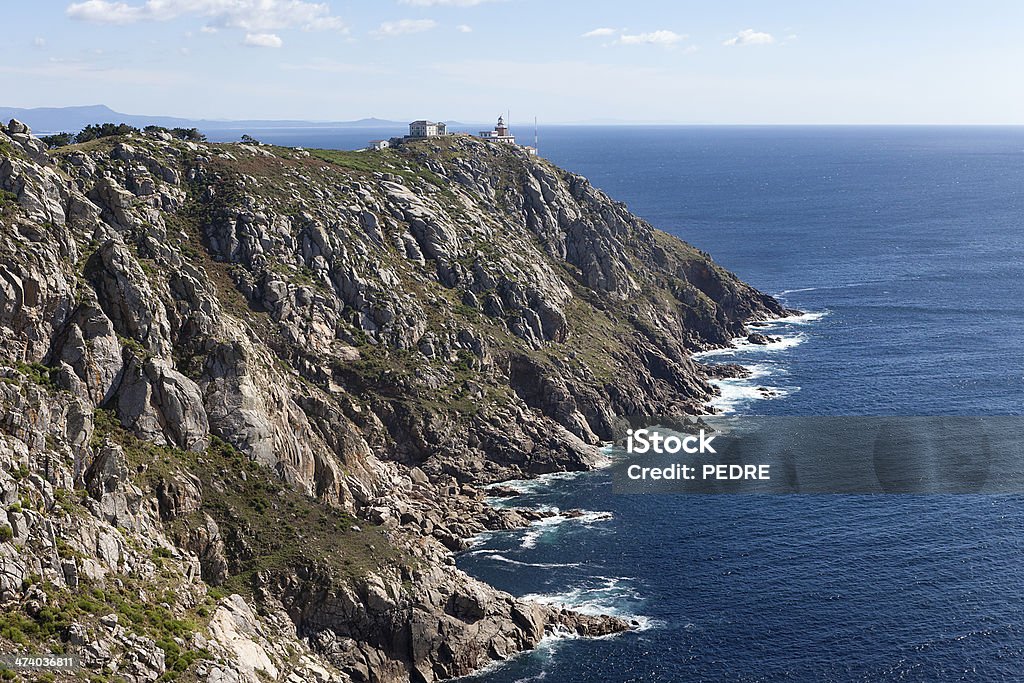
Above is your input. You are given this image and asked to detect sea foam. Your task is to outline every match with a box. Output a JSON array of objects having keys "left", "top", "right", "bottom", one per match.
[
  {"left": 695, "top": 310, "right": 825, "bottom": 414},
  {"left": 522, "top": 575, "right": 658, "bottom": 632},
  {"left": 520, "top": 508, "right": 614, "bottom": 549}
]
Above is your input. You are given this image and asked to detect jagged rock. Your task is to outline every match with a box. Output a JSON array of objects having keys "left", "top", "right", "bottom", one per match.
[
  {"left": 53, "top": 299, "right": 125, "bottom": 406},
  {"left": 188, "top": 513, "right": 229, "bottom": 585},
  {"left": 84, "top": 442, "right": 148, "bottom": 531},
  {"left": 208, "top": 595, "right": 280, "bottom": 681},
  {"left": 483, "top": 485, "right": 520, "bottom": 498},
  {"left": 408, "top": 467, "right": 430, "bottom": 487},
  {"left": 61, "top": 558, "right": 79, "bottom": 588},
  {"left": 85, "top": 443, "right": 130, "bottom": 499},
  {"left": 0, "top": 129, "right": 789, "bottom": 682},
  {"left": 703, "top": 362, "right": 752, "bottom": 379},
  {"left": 116, "top": 356, "right": 209, "bottom": 450},
  {"left": 87, "top": 241, "right": 173, "bottom": 355},
  {"left": 156, "top": 471, "right": 202, "bottom": 520},
  {"left": 447, "top": 584, "right": 490, "bottom": 621},
  {"left": 746, "top": 332, "right": 781, "bottom": 345}
]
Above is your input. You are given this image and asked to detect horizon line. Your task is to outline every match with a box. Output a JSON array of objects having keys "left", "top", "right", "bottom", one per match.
[{"left": 4, "top": 105, "right": 1024, "bottom": 129}]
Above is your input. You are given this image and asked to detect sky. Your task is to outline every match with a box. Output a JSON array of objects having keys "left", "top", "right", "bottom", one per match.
[{"left": 2, "top": 0, "right": 1023, "bottom": 124}]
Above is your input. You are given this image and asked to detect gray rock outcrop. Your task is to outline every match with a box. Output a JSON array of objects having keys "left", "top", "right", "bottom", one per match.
[{"left": 0, "top": 127, "right": 789, "bottom": 681}]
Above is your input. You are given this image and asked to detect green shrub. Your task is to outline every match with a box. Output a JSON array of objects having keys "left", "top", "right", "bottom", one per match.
[
  {"left": 16, "top": 361, "right": 56, "bottom": 388},
  {"left": 143, "top": 125, "right": 206, "bottom": 142},
  {"left": 0, "top": 525, "right": 12, "bottom": 543},
  {"left": 40, "top": 132, "right": 74, "bottom": 148},
  {"left": 75, "top": 123, "right": 139, "bottom": 143}
]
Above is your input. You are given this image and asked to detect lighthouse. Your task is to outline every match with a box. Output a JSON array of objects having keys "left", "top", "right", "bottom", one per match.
[{"left": 478, "top": 115, "right": 516, "bottom": 144}]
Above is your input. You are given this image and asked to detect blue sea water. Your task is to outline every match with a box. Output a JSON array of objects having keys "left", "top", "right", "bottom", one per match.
[{"left": 247, "top": 126, "right": 1024, "bottom": 681}]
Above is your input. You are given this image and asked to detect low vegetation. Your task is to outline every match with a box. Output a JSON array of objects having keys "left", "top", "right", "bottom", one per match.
[
  {"left": 91, "top": 410, "right": 403, "bottom": 594},
  {"left": 39, "top": 123, "right": 206, "bottom": 149}
]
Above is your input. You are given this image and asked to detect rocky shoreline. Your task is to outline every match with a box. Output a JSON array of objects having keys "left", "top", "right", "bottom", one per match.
[{"left": 0, "top": 119, "right": 787, "bottom": 682}]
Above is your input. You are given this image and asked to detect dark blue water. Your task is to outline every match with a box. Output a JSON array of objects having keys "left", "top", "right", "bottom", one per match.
[
  {"left": 251, "top": 126, "right": 1024, "bottom": 681},
  {"left": 536, "top": 126, "right": 1024, "bottom": 417}
]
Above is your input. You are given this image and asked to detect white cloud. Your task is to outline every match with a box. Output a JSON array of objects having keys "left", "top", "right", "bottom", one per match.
[
  {"left": 33, "top": 37, "right": 46, "bottom": 47},
  {"left": 66, "top": 0, "right": 141, "bottom": 24},
  {"left": 372, "top": 19, "right": 438, "bottom": 37},
  {"left": 582, "top": 27, "right": 616, "bottom": 38},
  {"left": 66, "top": 0, "right": 347, "bottom": 33},
  {"left": 399, "top": 0, "right": 498, "bottom": 5},
  {"left": 457, "top": 24, "right": 473, "bottom": 33},
  {"left": 616, "top": 30, "right": 685, "bottom": 47},
  {"left": 244, "top": 32, "right": 283, "bottom": 48},
  {"left": 723, "top": 28, "right": 775, "bottom": 46}
]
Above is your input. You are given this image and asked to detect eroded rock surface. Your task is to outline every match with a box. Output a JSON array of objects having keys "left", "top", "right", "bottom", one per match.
[{"left": 0, "top": 122, "right": 787, "bottom": 681}]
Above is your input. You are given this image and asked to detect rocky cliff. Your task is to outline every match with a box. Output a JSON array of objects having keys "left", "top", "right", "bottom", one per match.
[{"left": 0, "top": 120, "right": 786, "bottom": 682}]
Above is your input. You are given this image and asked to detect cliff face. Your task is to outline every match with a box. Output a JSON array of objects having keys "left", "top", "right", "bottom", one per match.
[{"left": 0, "top": 121, "right": 784, "bottom": 682}]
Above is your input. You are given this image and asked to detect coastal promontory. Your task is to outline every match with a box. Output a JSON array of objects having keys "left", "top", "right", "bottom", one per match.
[{"left": 0, "top": 120, "right": 784, "bottom": 682}]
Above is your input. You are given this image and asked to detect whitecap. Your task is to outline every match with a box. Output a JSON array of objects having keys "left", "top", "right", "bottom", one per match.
[
  {"left": 767, "top": 310, "right": 829, "bottom": 325},
  {"left": 519, "top": 528, "right": 544, "bottom": 550},
  {"left": 708, "top": 380, "right": 795, "bottom": 414},
  {"left": 520, "top": 509, "right": 614, "bottom": 549},
  {"left": 737, "top": 362, "right": 775, "bottom": 380},
  {"left": 522, "top": 576, "right": 661, "bottom": 633},
  {"left": 692, "top": 332, "right": 806, "bottom": 361},
  {"left": 481, "top": 553, "right": 583, "bottom": 569},
  {"left": 488, "top": 469, "right": 592, "bottom": 499},
  {"left": 535, "top": 470, "right": 591, "bottom": 484},
  {"left": 693, "top": 309, "right": 823, "bottom": 413}
]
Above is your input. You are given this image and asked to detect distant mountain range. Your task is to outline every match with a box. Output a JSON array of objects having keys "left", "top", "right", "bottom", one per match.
[
  {"left": 0, "top": 105, "right": 681, "bottom": 137},
  {"left": 0, "top": 105, "right": 414, "bottom": 134}
]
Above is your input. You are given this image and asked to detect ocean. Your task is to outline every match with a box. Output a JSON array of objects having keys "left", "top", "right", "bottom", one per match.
[{"left": 235, "top": 126, "right": 1024, "bottom": 681}]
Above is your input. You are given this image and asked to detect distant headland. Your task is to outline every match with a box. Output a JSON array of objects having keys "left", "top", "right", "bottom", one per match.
[{"left": 0, "top": 104, "right": 473, "bottom": 135}]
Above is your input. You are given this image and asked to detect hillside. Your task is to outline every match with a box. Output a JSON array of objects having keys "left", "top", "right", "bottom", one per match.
[{"left": 0, "top": 119, "right": 786, "bottom": 682}]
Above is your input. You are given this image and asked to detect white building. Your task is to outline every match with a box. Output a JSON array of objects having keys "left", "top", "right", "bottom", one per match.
[
  {"left": 478, "top": 115, "right": 515, "bottom": 144},
  {"left": 367, "top": 139, "right": 390, "bottom": 151},
  {"left": 408, "top": 120, "right": 448, "bottom": 138}
]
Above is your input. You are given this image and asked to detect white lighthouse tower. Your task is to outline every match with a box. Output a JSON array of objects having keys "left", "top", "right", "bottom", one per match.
[{"left": 478, "top": 115, "right": 516, "bottom": 144}]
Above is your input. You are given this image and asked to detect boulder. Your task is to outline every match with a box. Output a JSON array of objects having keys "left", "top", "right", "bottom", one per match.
[{"left": 7, "top": 119, "right": 28, "bottom": 135}]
